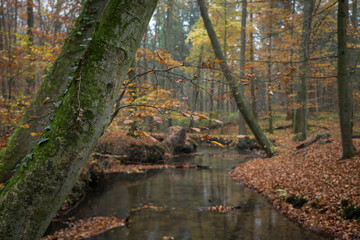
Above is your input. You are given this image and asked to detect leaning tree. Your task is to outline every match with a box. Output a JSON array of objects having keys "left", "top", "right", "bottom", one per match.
[{"left": 0, "top": 0, "right": 158, "bottom": 239}]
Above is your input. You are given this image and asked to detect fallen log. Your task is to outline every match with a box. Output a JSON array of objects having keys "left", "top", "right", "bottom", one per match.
[{"left": 296, "top": 133, "right": 331, "bottom": 149}]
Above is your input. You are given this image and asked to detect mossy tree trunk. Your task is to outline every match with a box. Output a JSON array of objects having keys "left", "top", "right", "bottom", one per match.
[
  {"left": 0, "top": 0, "right": 110, "bottom": 182},
  {"left": 0, "top": 0, "right": 157, "bottom": 239},
  {"left": 197, "top": 0, "right": 276, "bottom": 157},
  {"left": 293, "top": 0, "right": 314, "bottom": 141},
  {"left": 338, "top": 0, "right": 355, "bottom": 159}
]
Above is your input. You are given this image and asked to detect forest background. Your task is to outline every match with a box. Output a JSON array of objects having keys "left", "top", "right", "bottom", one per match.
[{"left": 0, "top": 0, "right": 359, "bottom": 149}]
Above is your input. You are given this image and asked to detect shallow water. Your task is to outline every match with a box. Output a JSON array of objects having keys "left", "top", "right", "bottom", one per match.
[{"left": 75, "top": 147, "right": 328, "bottom": 240}]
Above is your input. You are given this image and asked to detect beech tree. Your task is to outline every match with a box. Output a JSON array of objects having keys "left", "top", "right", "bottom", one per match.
[
  {"left": 293, "top": 0, "right": 315, "bottom": 141},
  {"left": 337, "top": 0, "right": 355, "bottom": 159},
  {"left": 0, "top": 0, "right": 158, "bottom": 239},
  {"left": 197, "top": 0, "right": 276, "bottom": 157}
]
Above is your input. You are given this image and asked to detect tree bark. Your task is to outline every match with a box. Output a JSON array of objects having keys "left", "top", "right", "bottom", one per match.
[
  {"left": 293, "top": 0, "right": 314, "bottom": 141},
  {"left": 249, "top": 0, "right": 257, "bottom": 119},
  {"left": 197, "top": 0, "right": 276, "bottom": 157},
  {"left": 338, "top": 0, "right": 355, "bottom": 159},
  {"left": 0, "top": 1, "right": 157, "bottom": 239},
  {"left": 25, "top": 0, "right": 35, "bottom": 95},
  {"left": 0, "top": 0, "right": 110, "bottom": 182},
  {"left": 238, "top": 0, "right": 247, "bottom": 137}
]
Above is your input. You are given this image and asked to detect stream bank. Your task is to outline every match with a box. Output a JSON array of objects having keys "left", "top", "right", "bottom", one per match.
[{"left": 230, "top": 131, "right": 360, "bottom": 240}]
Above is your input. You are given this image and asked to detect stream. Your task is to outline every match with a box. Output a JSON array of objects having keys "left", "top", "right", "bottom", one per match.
[{"left": 74, "top": 147, "right": 329, "bottom": 240}]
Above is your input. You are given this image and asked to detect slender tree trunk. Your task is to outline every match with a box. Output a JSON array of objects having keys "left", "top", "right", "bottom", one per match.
[
  {"left": 25, "top": 0, "right": 35, "bottom": 95},
  {"left": 285, "top": 0, "right": 295, "bottom": 121},
  {"left": 239, "top": 0, "right": 247, "bottom": 138},
  {"left": 198, "top": 0, "right": 276, "bottom": 157},
  {"left": 0, "top": 0, "right": 110, "bottom": 182},
  {"left": 338, "top": 0, "right": 355, "bottom": 159},
  {"left": 0, "top": 1, "right": 157, "bottom": 239},
  {"left": 267, "top": 10, "right": 273, "bottom": 134},
  {"left": 249, "top": 0, "right": 257, "bottom": 119},
  {"left": 354, "top": 0, "right": 358, "bottom": 28},
  {"left": 293, "top": 0, "right": 314, "bottom": 141}
]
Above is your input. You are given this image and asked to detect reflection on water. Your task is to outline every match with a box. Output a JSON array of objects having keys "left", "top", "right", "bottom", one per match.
[{"left": 75, "top": 148, "right": 328, "bottom": 240}]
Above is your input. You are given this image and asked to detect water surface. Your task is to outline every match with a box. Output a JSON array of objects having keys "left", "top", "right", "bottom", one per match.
[{"left": 75, "top": 147, "right": 328, "bottom": 240}]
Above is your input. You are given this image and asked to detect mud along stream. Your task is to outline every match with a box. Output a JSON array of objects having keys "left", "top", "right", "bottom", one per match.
[{"left": 72, "top": 147, "right": 328, "bottom": 240}]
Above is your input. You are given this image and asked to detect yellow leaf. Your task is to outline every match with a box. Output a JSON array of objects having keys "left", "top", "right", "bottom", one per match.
[
  {"left": 128, "top": 67, "right": 134, "bottom": 73},
  {"left": 211, "top": 141, "right": 225, "bottom": 148},
  {"left": 20, "top": 124, "right": 29, "bottom": 129},
  {"left": 30, "top": 132, "right": 38, "bottom": 137},
  {"left": 214, "top": 59, "right": 222, "bottom": 63},
  {"left": 199, "top": 114, "right": 209, "bottom": 120}
]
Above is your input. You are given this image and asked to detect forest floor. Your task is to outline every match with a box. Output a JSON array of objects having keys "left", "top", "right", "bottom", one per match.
[{"left": 229, "top": 117, "right": 360, "bottom": 240}]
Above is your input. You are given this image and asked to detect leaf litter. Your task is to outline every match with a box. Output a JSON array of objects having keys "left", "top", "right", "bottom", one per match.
[
  {"left": 230, "top": 131, "right": 360, "bottom": 240},
  {"left": 42, "top": 216, "right": 125, "bottom": 240}
]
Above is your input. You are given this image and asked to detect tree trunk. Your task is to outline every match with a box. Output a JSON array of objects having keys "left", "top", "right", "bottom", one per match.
[
  {"left": 238, "top": 0, "right": 247, "bottom": 137},
  {"left": 197, "top": 0, "right": 276, "bottom": 157},
  {"left": 0, "top": 0, "right": 110, "bottom": 182},
  {"left": 293, "top": 0, "right": 314, "bottom": 141},
  {"left": 25, "top": 0, "right": 35, "bottom": 96},
  {"left": 0, "top": 1, "right": 157, "bottom": 239},
  {"left": 249, "top": 0, "right": 257, "bottom": 119},
  {"left": 338, "top": 0, "right": 355, "bottom": 159}
]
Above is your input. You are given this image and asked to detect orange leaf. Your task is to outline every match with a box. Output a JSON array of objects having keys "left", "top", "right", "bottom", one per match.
[
  {"left": 30, "top": 132, "right": 38, "bottom": 137},
  {"left": 20, "top": 124, "right": 30, "bottom": 129},
  {"left": 201, "top": 134, "right": 210, "bottom": 140},
  {"left": 193, "top": 75, "right": 198, "bottom": 79},
  {"left": 214, "top": 59, "right": 222, "bottom": 63},
  {"left": 43, "top": 97, "right": 50, "bottom": 105}
]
